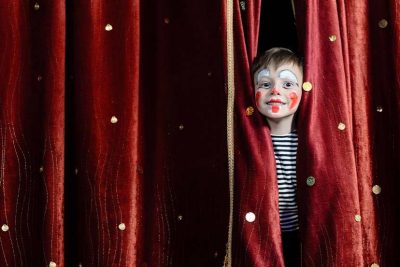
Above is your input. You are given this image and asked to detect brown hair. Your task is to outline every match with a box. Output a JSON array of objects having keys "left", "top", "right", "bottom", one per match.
[{"left": 251, "top": 47, "right": 303, "bottom": 78}]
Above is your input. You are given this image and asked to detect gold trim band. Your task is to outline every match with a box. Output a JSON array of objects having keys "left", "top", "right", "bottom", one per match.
[{"left": 225, "top": 0, "right": 234, "bottom": 265}]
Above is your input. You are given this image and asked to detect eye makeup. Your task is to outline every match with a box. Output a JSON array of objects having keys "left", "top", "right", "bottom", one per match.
[
  {"left": 278, "top": 70, "right": 298, "bottom": 83},
  {"left": 257, "top": 69, "right": 270, "bottom": 82}
]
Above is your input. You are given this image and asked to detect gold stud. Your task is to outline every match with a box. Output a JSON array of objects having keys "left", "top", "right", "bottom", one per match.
[
  {"left": 376, "top": 106, "right": 383, "bottom": 112},
  {"left": 355, "top": 214, "right": 361, "bottom": 222},
  {"left": 164, "top": 18, "right": 170, "bottom": 24},
  {"left": 329, "top": 35, "right": 337, "bottom": 42},
  {"left": 378, "top": 19, "right": 388, "bottom": 29},
  {"left": 245, "top": 212, "right": 255, "bottom": 222},
  {"left": 372, "top": 185, "right": 381, "bottom": 195},
  {"left": 110, "top": 116, "right": 118, "bottom": 124},
  {"left": 118, "top": 223, "right": 126, "bottom": 231},
  {"left": 34, "top": 2, "right": 40, "bottom": 10},
  {"left": 1, "top": 224, "right": 9, "bottom": 232},
  {"left": 245, "top": 106, "right": 254, "bottom": 116},
  {"left": 178, "top": 124, "right": 184, "bottom": 130},
  {"left": 49, "top": 261, "right": 57, "bottom": 267},
  {"left": 39, "top": 166, "right": 44, "bottom": 173},
  {"left": 177, "top": 215, "right": 183, "bottom": 221},
  {"left": 338, "top": 122, "right": 346, "bottom": 130},
  {"left": 302, "top": 82, "right": 313, "bottom": 91},
  {"left": 105, "top": 24, "right": 113, "bottom": 31},
  {"left": 306, "top": 176, "right": 315, "bottom": 186},
  {"left": 371, "top": 263, "right": 379, "bottom": 267}
]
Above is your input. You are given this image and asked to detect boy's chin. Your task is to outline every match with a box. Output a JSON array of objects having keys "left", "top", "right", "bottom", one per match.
[
  {"left": 264, "top": 112, "right": 295, "bottom": 121},
  {"left": 262, "top": 108, "right": 289, "bottom": 117}
]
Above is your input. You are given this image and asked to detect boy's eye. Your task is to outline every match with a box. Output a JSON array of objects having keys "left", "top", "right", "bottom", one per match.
[
  {"left": 260, "top": 82, "right": 271, "bottom": 89},
  {"left": 283, "top": 81, "right": 295, "bottom": 89}
]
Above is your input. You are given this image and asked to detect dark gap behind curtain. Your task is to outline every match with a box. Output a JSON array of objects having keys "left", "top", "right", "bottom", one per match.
[{"left": 257, "top": 0, "right": 298, "bottom": 54}]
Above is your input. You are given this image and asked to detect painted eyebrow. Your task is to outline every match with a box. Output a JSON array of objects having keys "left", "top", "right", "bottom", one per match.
[
  {"left": 257, "top": 69, "right": 270, "bottom": 82},
  {"left": 278, "top": 69, "right": 298, "bottom": 83}
]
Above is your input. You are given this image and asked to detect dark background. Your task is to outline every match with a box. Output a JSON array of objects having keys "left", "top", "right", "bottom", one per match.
[{"left": 258, "top": 0, "right": 298, "bottom": 54}]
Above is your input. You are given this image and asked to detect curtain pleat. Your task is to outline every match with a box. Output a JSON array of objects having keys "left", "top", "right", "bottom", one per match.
[
  {"left": 0, "top": 1, "right": 65, "bottom": 266},
  {"left": 296, "top": 0, "right": 400, "bottom": 265},
  {"left": 67, "top": 1, "right": 141, "bottom": 266},
  {"left": 229, "top": 0, "right": 287, "bottom": 265},
  {"left": 140, "top": 0, "right": 229, "bottom": 266}
]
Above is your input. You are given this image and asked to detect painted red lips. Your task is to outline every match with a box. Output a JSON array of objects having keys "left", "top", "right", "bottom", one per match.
[{"left": 267, "top": 98, "right": 286, "bottom": 104}]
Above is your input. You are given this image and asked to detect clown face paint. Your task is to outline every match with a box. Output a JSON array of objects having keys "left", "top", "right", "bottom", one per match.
[
  {"left": 255, "top": 91, "right": 262, "bottom": 108},
  {"left": 278, "top": 70, "right": 298, "bottom": 84},
  {"left": 289, "top": 92, "right": 299, "bottom": 110},
  {"left": 257, "top": 69, "right": 270, "bottom": 83},
  {"left": 254, "top": 63, "right": 303, "bottom": 122},
  {"left": 272, "top": 106, "right": 280, "bottom": 113}
]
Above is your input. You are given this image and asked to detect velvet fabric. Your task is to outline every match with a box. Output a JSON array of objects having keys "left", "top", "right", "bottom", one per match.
[
  {"left": 233, "top": 0, "right": 400, "bottom": 266},
  {"left": 0, "top": 0, "right": 399, "bottom": 266},
  {"left": 69, "top": 0, "right": 230, "bottom": 266},
  {"left": 139, "top": 0, "right": 229, "bottom": 266},
  {"left": 230, "top": 0, "right": 287, "bottom": 265},
  {"left": 0, "top": 1, "right": 65, "bottom": 266},
  {"left": 296, "top": 0, "right": 400, "bottom": 265},
  {"left": 67, "top": 0, "right": 142, "bottom": 266}
]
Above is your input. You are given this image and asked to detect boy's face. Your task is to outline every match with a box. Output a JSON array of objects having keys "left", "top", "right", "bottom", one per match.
[{"left": 254, "top": 63, "right": 303, "bottom": 122}]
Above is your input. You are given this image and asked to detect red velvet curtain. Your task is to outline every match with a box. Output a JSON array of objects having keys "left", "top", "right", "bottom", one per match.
[
  {"left": 2, "top": 0, "right": 229, "bottom": 266},
  {"left": 0, "top": 0, "right": 399, "bottom": 267},
  {"left": 0, "top": 1, "right": 65, "bottom": 266},
  {"left": 233, "top": 0, "right": 400, "bottom": 266}
]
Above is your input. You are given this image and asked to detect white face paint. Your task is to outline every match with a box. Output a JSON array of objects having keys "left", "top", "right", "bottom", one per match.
[
  {"left": 257, "top": 69, "right": 270, "bottom": 83},
  {"left": 278, "top": 70, "right": 298, "bottom": 83},
  {"left": 254, "top": 63, "right": 303, "bottom": 127}
]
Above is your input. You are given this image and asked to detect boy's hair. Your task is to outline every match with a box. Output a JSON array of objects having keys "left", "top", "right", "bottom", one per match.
[{"left": 251, "top": 47, "right": 303, "bottom": 78}]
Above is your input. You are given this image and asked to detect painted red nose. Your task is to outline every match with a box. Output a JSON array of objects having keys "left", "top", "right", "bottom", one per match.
[{"left": 271, "top": 87, "right": 280, "bottom": 95}]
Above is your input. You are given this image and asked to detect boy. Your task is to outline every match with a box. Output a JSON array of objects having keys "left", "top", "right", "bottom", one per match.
[{"left": 252, "top": 47, "right": 303, "bottom": 266}]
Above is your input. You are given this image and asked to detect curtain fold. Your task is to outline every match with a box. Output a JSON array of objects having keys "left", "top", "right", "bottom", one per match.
[
  {"left": 0, "top": 1, "right": 65, "bottom": 266},
  {"left": 229, "top": 0, "right": 287, "bottom": 266},
  {"left": 67, "top": 1, "right": 141, "bottom": 266},
  {"left": 296, "top": 0, "right": 400, "bottom": 265},
  {"left": 140, "top": 0, "right": 229, "bottom": 266}
]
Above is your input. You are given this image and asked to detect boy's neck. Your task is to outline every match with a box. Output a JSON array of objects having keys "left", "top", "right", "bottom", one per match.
[{"left": 267, "top": 115, "right": 296, "bottom": 135}]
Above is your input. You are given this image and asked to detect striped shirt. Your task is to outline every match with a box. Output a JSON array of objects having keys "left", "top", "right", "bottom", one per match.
[{"left": 271, "top": 131, "right": 299, "bottom": 232}]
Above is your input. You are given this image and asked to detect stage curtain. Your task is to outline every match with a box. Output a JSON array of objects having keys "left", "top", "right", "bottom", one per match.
[
  {"left": 0, "top": 1, "right": 65, "bottom": 266},
  {"left": 295, "top": 0, "right": 400, "bottom": 265},
  {"left": 138, "top": 0, "right": 229, "bottom": 266},
  {"left": 1, "top": 0, "right": 399, "bottom": 267},
  {"left": 66, "top": 0, "right": 142, "bottom": 266},
  {"left": 232, "top": 0, "right": 400, "bottom": 266},
  {"left": 3, "top": 0, "right": 229, "bottom": 266}
]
